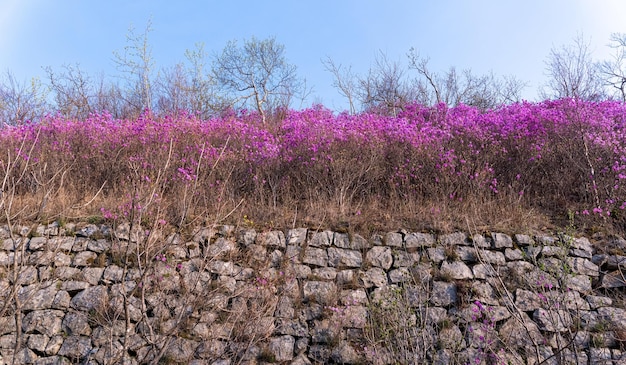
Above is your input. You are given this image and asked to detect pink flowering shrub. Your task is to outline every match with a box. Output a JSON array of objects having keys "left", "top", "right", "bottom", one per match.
[{"left": 1, "top": 99, "right": 625, "bottom": 232}]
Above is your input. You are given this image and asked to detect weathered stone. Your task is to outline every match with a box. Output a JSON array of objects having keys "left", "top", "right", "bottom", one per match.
[
  {"left": 515, "top": 288, "right": 543, "bottom": 311},
  {"left": 505, "top": 248, "right": 524, "bottom": 260},
  {"left": 309, "top": 230, "right": 333, "bottom": 247},
  {"left": 206, "top": 237, "right": 236, "bottom": 258},
  {"left": 28, "top": 236, "right": 47, "bottom": 251},
  {"left": 53, "top": 252, "right": 72, "bottom": 267},
  {"left": 102, "top": 265, "right": 124, "bottom": 283},
  {"left": 269, "top": 335, "right": 294, "bottom": 361},
  {"left": 62, "top": 312, "right": 91, "bottom": 336},
  {"left": 404, "top": 232, "right": 436, "bottom": 248},
  {"left": 598, "top": 307, "right": 626, "bottom": 329},
  {"left": 275, "top": 318, "right": 308, "bottom": 337},
  {"left": 360, "top": 267, "right": 387, "bottom": 288},
  {"left": 19, "top": 281, "right": 59, "bottom": 311},
  {"left": 533, "top": 308, "right": 573, "bottom": 332},
  {"left": 256, "top": 230, "right": 286, "bottom": 248},
  {"left": 60, "top": 280, "right": 90, "bottom": 292},
  {"left": 427, "top": 247, "right": 446, "bottom": 263},
  {"left": 80, "top": 267, "right": 104, "bottom": 285},
  {"left": 470, "top": 233, "right": 491, "bottom": 248},
  {"left": 330, "top": 341, "right": 361, "bottom": 364},
  {"left": 499, "top": 313, "right": 543, "bottom": 349},
  {"left": 333, "top": 232, "right": 350, "bottom": 248},
  {"left": 568, "top": 257, "right": 599, "bottom": 276},
  {"left": 438, "top": 325, "right": 465, "bottom": 349},
  {"left": 388, "top": 267, "right": 412, "bottom": 283},
  {"left": 490, "top": 232, "right": 512, "bottom": 248},
  {"left": 42, "top": 336, "right": 64, "bottom": 357},
  {"left": 440, "top": 232, "right": 468, "bottom": 246},
  {"left": 163, "top": 338, "right": 198, "bottom": 363},
  {"left": 87, "top": 239, "right": 110, "bottom": 253},
  {"left": 392, "top": 250, "right": 419, "bottom": 267},
  {"left": 586, "top": 295, "right": 612, "bottom": 309},
  {"left": 592, "top": 254, "right": 626, "bottom": 270},
  {"left": 301, "top": 246, "right": 328, "bottom": 267},
  {"left": 22, "top": 310, "right": 64, "bottom": 337},
  {"left": 478, "top": 249, "right": 506, "bottom": 265},
  {"left": 27, "top": 333, "right": 49, "bottom": 353},
  {"left": 57, "top": 335, "right": 93, "bottom": 359},
  {"left": 303, "top": 281, "right": 337, "bottom": 305},
  {"left": 430, "top": 281, "right": 456, "bottom": 306},
  {"left": 286, "top": 228, "right": 306, "bottom": 246},
  {"left": 564, "top": 274, "right": 592, "bottom": 294},
  {"left": 365, "top": 246, "right": 392, "bottom": 270},
  {"left": 440, "top": 260, "right": 473, "bottom": 280},
  {"left": 472, "top": 263, "right": 498, "bottom": 279},
  {"left": 471, "top": 281, "right": 499, "bottom": 305},
  {"left": 327, "top": 247, "right": 362, "bottom": 268},
  {"left": 384, "top": 232, "right": 403, "bottom": 247},
  {"left": 311, "top": 267, "right": 337, "bottom": 280},
  {"left": 601, "top": 271, "right": 626, "bottom": 288},
  {"left": 47, "top": 237, "right": 74, "bottom": 251},
  {"left": 0, "top": 317, "right": 16, "bottom": 336},
  {"left": 71, "top": 285, "right": 108, "bottom": 311}
]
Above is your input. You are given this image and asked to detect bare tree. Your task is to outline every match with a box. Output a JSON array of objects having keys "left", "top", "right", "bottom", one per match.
[
  {"left": 212, "top": 36, "right": 302, "bottom": 123},
  {"left": 113, "top": 18, "right": 155, "bottom": 116},
  {"left": 408, "top": 49, "right": 527, "bottom": 109},
  {"left": 598, "top": 32, "right": 626, "bottom": 102},
  {"left": 322, "top": 57, "right": 358, "bottom": 114},
  {"left": 0, "top": 70, "right": 49, "bottom": 126},
  {"left": 355, "top": 52, "right": 416, "bottom": 116},
  {"left": 541, "top": 34, "right": 605, "bottom": 101},
  {"left": 44, "top": 64, "right": 93, "bottom": 119}
]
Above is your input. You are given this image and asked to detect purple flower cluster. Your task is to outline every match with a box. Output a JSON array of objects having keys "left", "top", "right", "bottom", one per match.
[{"left": 2, "top": 99, "right": 625, "bottom": 225}]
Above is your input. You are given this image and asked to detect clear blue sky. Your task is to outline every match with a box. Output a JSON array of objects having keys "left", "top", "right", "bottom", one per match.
[{"left": 2, "top": 0, "right": 626, "bottom": 111}]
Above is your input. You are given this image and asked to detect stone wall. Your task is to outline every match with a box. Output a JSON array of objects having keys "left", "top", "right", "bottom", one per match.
[{"left": 0, "top": 223, "right": 625, "bottom": 364}]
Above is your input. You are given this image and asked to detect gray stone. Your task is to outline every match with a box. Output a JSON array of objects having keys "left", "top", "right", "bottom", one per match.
[
  {"left": 384, "top": 232, "right": 403, "bottom": 247},
  {"left": 327, "top": 247, "right": 362, "bottom": 268},
  {"left": 50, "top": 290, "right": 72, "bottom": 310},
  {"left": 19, "top": 281, "right": 59, "bottom": 311},
  {"left": 430, "top": 281, "right": 456, "bottom": 306},
  {"left": 0, "top": 317, "right": 16, "bottom": 336},
  {"left": 427, "top": 247, "right": 446, "bottom": 263},
  {"left": 286, "top": 228, "right": 307, "bottom": 245},
  {"left": 71, "top": 285, "right": 108, "bottom": 311},
  {"left": 28, "top": 236, "right": 47, "bottom": 251},
  {"left": 27, "top": 334, "right": 49, "bottom": 353},
  {"left": 478, "top": 250, "right": 506, "bottom": 265},
  {"left": 498, "top": 313, "right": 543, "bottom": 349},
  {"left": 440, "top": 260, "right": 473, "bottom": 280},
  {"left": 360, "top": 267, "right": 388, "bottom": 288},
  {"left": 533, "top": 308, "right": 573, "bottom": 332},
  {"left": 392, "top": 250, "right": 419, "bottom": 267},
  {"left": 493, "top": 232, "right": 513, "bottom": 248},
  {"left": 505, "top": 248, "right": 524, "bottom": 260},
  {"left": 58, "top": 335, "right": 93, "bottom": 359},
  {"left": 54, "top": 267, "right": 80, "bottom": 280},
  {"left": 601, "top": 271, "right": 626, "bottom": 288},
  {"left": 62, "top": 312, "right": 91, "bottom": 336},
  {"left": 440, "top": 232, "right": 468, "bottom": 246},
  {"left": 309, "top": 230, "right": 333, "bottom": 247},
  {"left": 163, "top": 338, "right": 198, "bottom": 363},
  {"left": 515, "top": 289, "right": 543, "bottom": 311},
  {"left": 44, "top": 335, "right": 64, "bottom": 356},
  {"left": 256, "top": 230, "right": 286, "bottom": 248},
  {"left": 301, "top": 247, "right": 328, "bottom": 267},
  {"left": 87, "top": 239, "right": 110, "bottom": 253},
  {"left": 330, "top": 341, "right": 361, "bottom": 364},
  {"left": 269, "top": 335, "right": 294, "bottom": 361},
  {"left": 586, "top": 295, "right": 612, "bottom": 309},
  {"left": 60, "top": 280, "right": 90, "bottom": 292},
  {"left": 53, "top": 252, "right": 72, "bottom": 267},
  {"left": 80, "top": 267, "right": 104, "bottom": 285},
  {"left": 349, "top": 234, "right": 370, "bottom": 250},
  {"left": 598, "top": 307, "right": 626, "bottom": 329},
  {"left": 566, "top": 257, "right": 600, "bottom": 277},
  {"left": 388, "top": 267, "right": 412, "bottom": 283},
  {"left": 472, "top": 263, "right": 499, "bottom": 279},
  {"left": 404, "top": 232, "right": 436, "bottom": 248},
  {"left": 311, "top": 267, "right": 337, "bottom": 280},
  {"left": 275, "top": 318, "right": 308, "bottom": 337},
  {"left": 22, "top": 310, "right": 64, "bottom": 337},
  {"left": 103, "top": 265, "right": 124, "bottom": 282},
  {"left": 206, "top": 237, "right": 236, "bottom": 258},
  {"left": 471, "top": 233, "right": 492, "bottom": 248},
  {"left": 303, "top": 281, "right": 337, "bottom": 305},
  {"left": 333, "top": 232, "right": 350, "bottom": 248},
  {"left": 365, "top": 246, "right": 392, "bottom": 270}
]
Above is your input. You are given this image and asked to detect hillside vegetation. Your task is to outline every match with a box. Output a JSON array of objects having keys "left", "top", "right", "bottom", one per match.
[{"left": 1, "top": 99, "right": 626, "bottom": 236}]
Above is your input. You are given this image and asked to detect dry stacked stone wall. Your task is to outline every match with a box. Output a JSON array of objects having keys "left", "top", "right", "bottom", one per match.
[{"left": 0, "top": 223, "right": 626, "bottom": 364}]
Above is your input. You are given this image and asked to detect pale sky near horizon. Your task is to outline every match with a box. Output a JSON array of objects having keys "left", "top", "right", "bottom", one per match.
[{"left": 1, "top": 0, "right": 626, "bottom": 111}]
